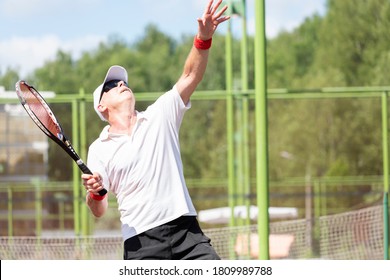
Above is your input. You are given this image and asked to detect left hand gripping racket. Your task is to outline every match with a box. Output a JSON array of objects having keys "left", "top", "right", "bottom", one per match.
[{"left": 15, "top": 80, "right": 107, "bottom": 196}]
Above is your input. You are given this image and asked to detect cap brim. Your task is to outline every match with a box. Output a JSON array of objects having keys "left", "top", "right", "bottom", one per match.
[{"left": 103, "top": 65, "right": 128, "bottom": 86}]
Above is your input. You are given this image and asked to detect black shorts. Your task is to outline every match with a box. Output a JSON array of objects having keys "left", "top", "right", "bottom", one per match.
[{"left": 123, "top": 216, "right": 220, "bottom": 260}]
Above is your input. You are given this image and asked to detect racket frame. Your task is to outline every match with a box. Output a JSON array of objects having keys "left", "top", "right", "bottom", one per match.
[{"left": 15, "top": 80, "right": 107, "bottom": 196}]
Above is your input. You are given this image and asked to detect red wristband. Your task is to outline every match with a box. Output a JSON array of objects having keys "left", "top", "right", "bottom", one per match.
[
  {"left": 194, "top": 36, "right": 212, "bottom": 50},
  {"left": 89, "top": 192, "right": 107, "bottom": 201}
]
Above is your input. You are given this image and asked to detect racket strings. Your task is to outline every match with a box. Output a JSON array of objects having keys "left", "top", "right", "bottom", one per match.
[{"left": 20, "top": 84, "right": 62, "bottom": 137}]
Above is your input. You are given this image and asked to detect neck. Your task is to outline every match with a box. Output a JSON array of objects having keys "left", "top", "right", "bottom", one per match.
[{"left": 108, "top": 111, "right": 137, "bottom": 135}]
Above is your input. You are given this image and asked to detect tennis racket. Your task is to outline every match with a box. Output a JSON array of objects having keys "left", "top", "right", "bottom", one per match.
[{"left": 15, "top": 80, "right": 107, "bottom": 196}]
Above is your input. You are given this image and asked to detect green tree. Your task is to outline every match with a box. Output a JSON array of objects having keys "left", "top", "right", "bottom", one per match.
[
  {"left": 132, "top": 24, "right": 178, "bottom": 92},
  {"left": 267, "top": 14, "right": 322, "bottom": 89},
  {"left": 314, "top": 0, "right": 390, "bottom": 86},
  {"left": 0, "top": 68, "right": 20, "bottom": 90}
]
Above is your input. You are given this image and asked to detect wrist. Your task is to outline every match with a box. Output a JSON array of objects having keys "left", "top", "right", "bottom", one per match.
[
  {"left": 194, "top": 36, "right": 212, "bottom": 50},
  {"left": 89, "top": 192, "right": 107, "bottom": 201}
]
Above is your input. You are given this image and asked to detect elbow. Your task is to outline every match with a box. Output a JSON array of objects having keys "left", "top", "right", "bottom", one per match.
[{"left": 93, "top": 211, "right": 105, "bottom": 218}]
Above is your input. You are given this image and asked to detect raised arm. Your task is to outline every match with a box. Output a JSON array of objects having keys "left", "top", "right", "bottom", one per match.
[{"left": 176, "top": 0, "right": 230, "bottom": 104}]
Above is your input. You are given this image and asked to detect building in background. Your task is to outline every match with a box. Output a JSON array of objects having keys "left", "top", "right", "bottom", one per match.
[{"left": 0, "top": 86, "right": 54, "bottom": 182}]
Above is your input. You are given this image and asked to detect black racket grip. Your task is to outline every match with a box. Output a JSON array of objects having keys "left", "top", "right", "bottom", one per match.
[{"left": 78, "top": 162, "right": 107, "bottom": 196}]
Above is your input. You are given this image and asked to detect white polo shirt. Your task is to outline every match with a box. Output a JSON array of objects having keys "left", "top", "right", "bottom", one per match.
[{"left": 87, "top": 85, "right": 197, "bottom": 241}]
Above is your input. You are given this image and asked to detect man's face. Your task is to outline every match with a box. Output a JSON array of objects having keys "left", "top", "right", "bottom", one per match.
[{"left": 98, "top": 80, "right": 135, "bottom": 117}]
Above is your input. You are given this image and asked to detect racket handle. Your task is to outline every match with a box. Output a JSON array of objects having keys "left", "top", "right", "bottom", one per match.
[
  {"left": 78, "top": 161, "right": 93, "bottom": 175},
  {"left": 98, "top": 188, "right": 107, "bottom": 196},
  {"left": 78, "top": 161, "right": 108, "bottom": 196}
]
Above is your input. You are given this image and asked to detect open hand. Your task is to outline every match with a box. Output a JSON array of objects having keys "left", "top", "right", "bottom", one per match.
[{"left": 197, "top": 0, "right": 230, "bottom": 40}]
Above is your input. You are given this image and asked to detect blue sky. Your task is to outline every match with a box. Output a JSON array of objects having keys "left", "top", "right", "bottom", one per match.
[{"left": 0, "top": 0, "right": 326, "bottom": 76}]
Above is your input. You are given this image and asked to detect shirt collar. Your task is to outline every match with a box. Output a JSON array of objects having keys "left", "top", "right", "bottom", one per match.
[{"left": 98, "top": 111, "right": 146, "bottom": 141}]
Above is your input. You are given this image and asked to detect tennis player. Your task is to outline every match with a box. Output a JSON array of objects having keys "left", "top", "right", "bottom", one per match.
[{"left": 82, "top": 0, "right": 230, "bottom": 260}]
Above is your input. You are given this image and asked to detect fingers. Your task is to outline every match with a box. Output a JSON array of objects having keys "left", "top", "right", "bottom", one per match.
[
  {"left": 215, "top": 15, "right": 230, "bottom": 25},
  {"left": 210, "top": 0, "right": 223, "bottom": 15},
  {"left": 203, "top": 0, "right": 223, "bottom": 16},
  {"left": 81, "top": 174, "right": 93, "bottom": 180},
  {"left": 204, "top": 0, "right": 213, "bottom": 14},
  {"left": 214, "top": 4, "right": 228, "bottom": 19},
  {"left": 201, "top": 0, "right": 229, "bottom": 26},
  {"left": 81, "top": 172, "right": 103, "bottom": 193}
]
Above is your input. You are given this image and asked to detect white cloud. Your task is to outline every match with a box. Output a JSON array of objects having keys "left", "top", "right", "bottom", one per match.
[
  {"left": 0, "top": 36, "right": 59, "bottom": 76},
  {"left": 0, "top": 0, "right": 103, "bottom": 17},
  {"left": 0, "top": 35, "right": 104, "bottom": 76},
  {"left": 61, "top": 35, "right": 106, "bottom": 58},
  {"left": 265, "top": 0, "right": 326, "bottom": 37}
]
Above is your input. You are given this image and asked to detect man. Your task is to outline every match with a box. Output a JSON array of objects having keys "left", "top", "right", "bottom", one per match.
[{"left": 82, "top": 0, "right": 230, "bottom": 260}]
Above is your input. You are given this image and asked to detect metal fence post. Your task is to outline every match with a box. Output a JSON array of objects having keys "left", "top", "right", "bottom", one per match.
[{"left": 381, "top": 91, "right": 389, "bottom": 260}]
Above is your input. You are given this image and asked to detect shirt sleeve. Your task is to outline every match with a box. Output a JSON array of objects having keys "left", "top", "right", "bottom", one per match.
[{"left": 152, "top": 85, "right": 191, "bottom": 130}]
